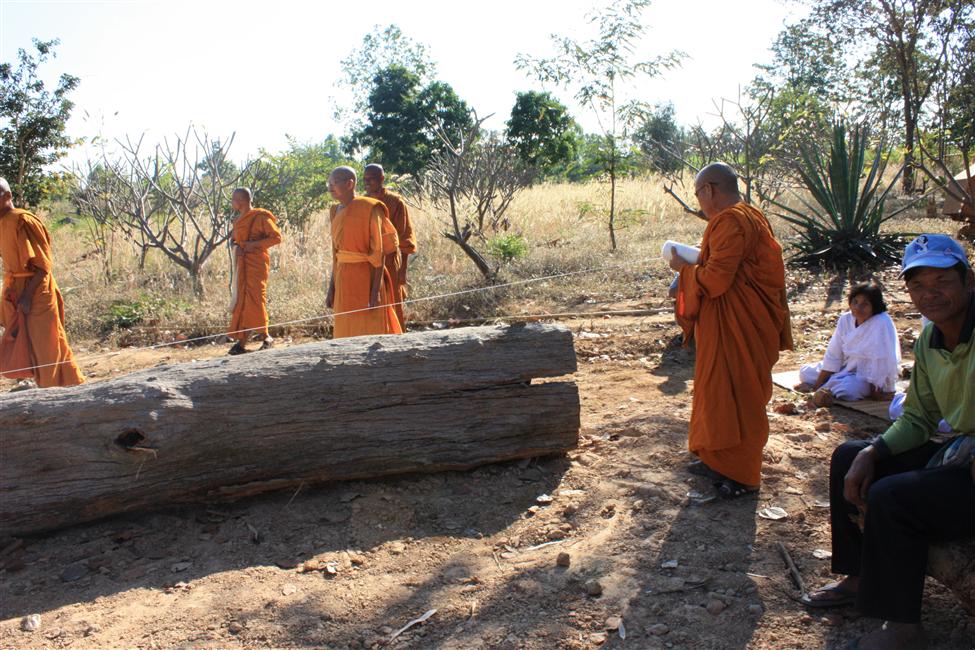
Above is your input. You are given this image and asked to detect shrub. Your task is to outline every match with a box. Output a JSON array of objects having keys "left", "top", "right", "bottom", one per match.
[
  {"left": 488, "top": 233, "right": 530, "bottom": 263},
  {"left": 768, "top": 122, "right": 911, "bottom": 269}
]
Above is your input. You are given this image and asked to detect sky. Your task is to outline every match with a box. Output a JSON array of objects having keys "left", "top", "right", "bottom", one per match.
[{"left": 1, "top": 0, "right": 808, "bottom": 166}]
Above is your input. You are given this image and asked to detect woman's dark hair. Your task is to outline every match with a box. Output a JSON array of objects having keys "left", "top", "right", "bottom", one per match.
[{"left": 848, "top": 282, "right": 887, "bottom": 314}]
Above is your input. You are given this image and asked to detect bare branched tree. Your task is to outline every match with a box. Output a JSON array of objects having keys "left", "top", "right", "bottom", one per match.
[
  {"left": 424, "top": 112, "right": 533, "bottom": 279},
  {"left": 73, "top": 126, "right": 268, "bottom": 295}
]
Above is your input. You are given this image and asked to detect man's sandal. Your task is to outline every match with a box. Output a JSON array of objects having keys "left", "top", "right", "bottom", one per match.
[
  {"left": 228, "top": 341, "right": 247, "bottom": 356},
  {"left": 715, "top": 477, "right": 759, "bottom": 499},
  {"left": 800, "top": 582, "right": 857, "bottom": 608}
]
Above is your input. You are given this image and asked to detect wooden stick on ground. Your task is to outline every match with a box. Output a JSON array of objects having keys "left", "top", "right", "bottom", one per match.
[{"left": 777, "top": 541, "right": 807, "bottom": 597}]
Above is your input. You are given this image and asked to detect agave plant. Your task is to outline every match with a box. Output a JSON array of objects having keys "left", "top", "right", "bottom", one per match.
[{"left": 768, "top": 122, "right": 911, "bottom": 269}]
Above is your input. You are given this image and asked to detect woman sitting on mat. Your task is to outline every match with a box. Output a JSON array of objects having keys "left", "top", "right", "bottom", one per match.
[{"left": 795, "top": 282, "right": 900, "bottom": 407}]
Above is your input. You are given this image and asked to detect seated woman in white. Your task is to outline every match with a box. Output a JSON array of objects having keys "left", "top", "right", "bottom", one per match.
[{"left": 796, "top": 283, "right": 901, "bottom": 404}]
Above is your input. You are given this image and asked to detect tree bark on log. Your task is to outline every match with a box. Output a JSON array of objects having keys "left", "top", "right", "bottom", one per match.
[
  {"left": 0, "top": 324, "right": 579, "bottom": 538},
  {"left": 929, "top": 540, "right": 975, "bottom": 615}
]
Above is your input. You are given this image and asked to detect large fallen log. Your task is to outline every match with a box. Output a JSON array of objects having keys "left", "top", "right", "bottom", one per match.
[
  {"left": 930, "top": 540, "right": 975, "bottom": 615},
  {"left": 0, "top": 324, "right": 579, "bottom": 537}
]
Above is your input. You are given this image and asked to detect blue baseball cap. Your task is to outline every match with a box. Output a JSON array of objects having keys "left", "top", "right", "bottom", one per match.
[{"left": 900, "top": 234, "right": 971, "bottom": 277}]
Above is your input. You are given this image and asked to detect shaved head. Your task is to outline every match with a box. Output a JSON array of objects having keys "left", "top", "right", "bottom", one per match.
[
  {"left": 364, "top": 163, "right": 384, "bottom": 176},
  {"left": 232, "top": 187, "right": 252, "bottom": 202},
  {"left": 329, "top": 166, "right": 357, "bottom": 185},
  {"left": 0, "top": 177, "right": 10, "bottom": 196},
  {"left": 695, "top": 163, "right": 739, "bottom": 196}
]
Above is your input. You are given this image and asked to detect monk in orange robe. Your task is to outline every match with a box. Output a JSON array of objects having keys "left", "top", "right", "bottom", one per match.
[
  {"left": 326, "top": 166, "right": 403, "bottom": 339},
  {"left": 227, "top": 187, "right": 282, "bottom": 355},
  {"left": 671, "top": 163, "right": 793, "bottom": 497},
  {"left": 0, "top": 177, "right": 85, "bottom": 388},
  {"left": 364, "top": 163, "right": 417, "bottom": 329}
]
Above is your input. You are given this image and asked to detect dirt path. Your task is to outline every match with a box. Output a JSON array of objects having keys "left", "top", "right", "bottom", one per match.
[{"left": 1, "top": 307, "right": 972, "bottom": 649}]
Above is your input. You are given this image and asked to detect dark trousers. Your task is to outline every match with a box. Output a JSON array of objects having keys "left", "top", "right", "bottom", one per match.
[{"left": 829, "top": 439, "right": 975, "bottom": 623}]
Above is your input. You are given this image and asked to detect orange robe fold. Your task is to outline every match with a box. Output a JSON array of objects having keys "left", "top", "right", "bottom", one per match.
[
  {"left": 330, "top": 197, "right": 403, "bottom": 339},
  {"left": 228, "top": 208, "right": 282, "bottom": 342},
  {"left": 676, "top": 202, "right": 793, "bottom": 486},
  {"left": 377, "top": 190, "right": 417, "bottom": 329},
  {"left": 0, "top": 207, "right": 85, "bottom": 388}
]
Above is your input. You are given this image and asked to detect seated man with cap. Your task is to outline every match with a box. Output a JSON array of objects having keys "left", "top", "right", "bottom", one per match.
[{"left": 801, "top": 234, "right": 975, "bottom": 650}]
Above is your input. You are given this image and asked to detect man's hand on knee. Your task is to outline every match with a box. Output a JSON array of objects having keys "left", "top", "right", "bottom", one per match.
[{"left": 844, "top": 445, "right": 879, "bottom": 508}]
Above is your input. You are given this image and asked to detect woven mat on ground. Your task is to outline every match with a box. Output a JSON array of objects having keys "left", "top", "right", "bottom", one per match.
[{"left": 772, "top": 369, "right": 909, "bottom": 422}]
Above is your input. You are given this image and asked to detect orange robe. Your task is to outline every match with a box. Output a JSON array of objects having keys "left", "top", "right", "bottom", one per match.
[
  {"left": 377, "top": 190, "right": 417, "bottom": 329},
  {"left": 228, "top": 208, "right": 282, "bottom": 342},
  {"left": 0, "top": 207, "right": 85, "bottom": 388},
  {"left": 330, "top": 197, "right": 403, "bottom": 339},
  {"left": 676, "top": 202, "right": 793, "bottom": 486}
]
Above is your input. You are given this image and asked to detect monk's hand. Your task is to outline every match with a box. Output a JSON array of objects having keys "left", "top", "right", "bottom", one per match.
[
  {"left": 843, "top": 445, "right": 878, "bottom": 508},
  {"left": 398, "top": 268, "right": 408, "bottom": 287},
  {"left": 668, "top": 250, "right": 687, "bottom": 273},
  {"left": 242, "top": 241, "right": 259, "bottom": 253}
]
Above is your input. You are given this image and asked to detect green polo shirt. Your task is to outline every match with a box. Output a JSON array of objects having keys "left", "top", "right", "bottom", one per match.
[{"left": 878, "top": 293, "right": 975, "bottom": 455}]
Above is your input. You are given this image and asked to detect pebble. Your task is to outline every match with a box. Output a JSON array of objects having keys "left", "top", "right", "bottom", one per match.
[
  {"left": 228, "top": 621, "right": 244, "bottom": 634},
  {"left": 584, "top": 579, "right": 603, "bottom": 596},
  {"left": 706, "top": 598, "right": 728, "bottom": 615},
  {"left": 20, "top": 614, "right": 41, "bottom": 632},
  {"left": 556, "top": 552, "right": 571, "bottom": 567},
  {"left": 748, "top": 604, "right": 764, "bottom": 616},
  {"left": 648, "top": 623, "right": 670, "bottom": 636},
  {"left": 388, "top": 541, "right": 406, "bottom": 555},
  {"left": 590, "top": 632, "right": 608, "bottom": 644},
  {"left": 815, "top": 421, "right": 831, "bottom": 433},
  {"left": 604, "top": 616, "right": 621, "bottom": 631},
  {"left": 282, "top": 583, "right": 297, "bottom": 596}
]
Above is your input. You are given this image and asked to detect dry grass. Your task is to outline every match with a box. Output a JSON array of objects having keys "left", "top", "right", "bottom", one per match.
[{"left": 36, "top": 175, "right": 962, "bottom": 348}]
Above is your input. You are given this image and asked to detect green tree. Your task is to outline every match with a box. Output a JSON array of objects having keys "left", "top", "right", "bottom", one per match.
[
  {"left": 505, "top": 91, "right": 580, "bottom": 178},
  {"left": 516, "top": 0, "right": 683, "bottom": 249},
  {"left": 806, "top": 0, "right": 974, "bottom": 192},
  {"left": 257, "top": 136, "right": 345, "bottom": 231},
  {"left": 347, "top": 65, "right": 472, "bottom": 178},
  {"left": 0, "top": 38, "right": 80, "bottom": 207},
  {"left": 335, "top": 25, "right": 436, "bottom": 137},
  {"left": 632, "top": 103, "right": 685, "bottom": 174}
]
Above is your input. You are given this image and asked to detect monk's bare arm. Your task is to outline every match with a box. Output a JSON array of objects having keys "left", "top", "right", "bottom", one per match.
[
  {"left": 17, "top": 267, "right": 48, "bottom": 314},
  {"left": 368, "top": 265, "right": 383, "bottom": 308}
]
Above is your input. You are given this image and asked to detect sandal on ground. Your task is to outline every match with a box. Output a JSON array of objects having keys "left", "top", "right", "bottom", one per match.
[
  {"left": 259, "top": 337, "right": 274, "bottom": 351},
  {"left": 800, "top": 582, "right": 857, "bottom": 608},
  {"left": 715, "top": 477, "right": 759, "bottom": 499},
  {"left": 228, "top": 341, "right": 247, "bottom": 356},
  {"left": 687, "top": 459, "right": 722, "bottom": 479}
]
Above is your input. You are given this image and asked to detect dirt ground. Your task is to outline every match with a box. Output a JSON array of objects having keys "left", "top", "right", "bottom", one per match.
[{"left": 1, "top": 271, "right": 974, "bottom": 650}]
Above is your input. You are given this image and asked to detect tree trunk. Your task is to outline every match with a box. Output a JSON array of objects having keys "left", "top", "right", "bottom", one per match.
[
  {"left": 608, "top": 151, "right": 618, "bottom": 251},
  {"left": 929, "top": 539, "right": 975, "bottom": 615},
  {"left": 901, "top": 84, "right": 917, "bottom": 194},
  {"left": 445, "top": 232, "right": 495, "bottom": 279},
  {"left": 0, "top": 324, "right": 580, "bottom": 537}
]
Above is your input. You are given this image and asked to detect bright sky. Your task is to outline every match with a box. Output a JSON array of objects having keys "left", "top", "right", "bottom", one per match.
[{"left": 1, "top": 0, "right": 806, "bottom": 166}]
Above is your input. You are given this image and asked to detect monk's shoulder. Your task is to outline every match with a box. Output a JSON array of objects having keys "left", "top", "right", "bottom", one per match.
[
  {"left": 252, "top": 208, "right": 277, "bottom": 223},
  {"left": 384, "top": 191, "right": 406, "bottom": 209}
]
